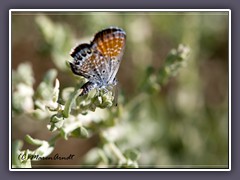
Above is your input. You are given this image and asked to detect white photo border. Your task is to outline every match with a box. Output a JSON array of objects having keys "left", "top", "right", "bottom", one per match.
[{"left": 9, "top": 9, "right": 231, "bottom": 171}]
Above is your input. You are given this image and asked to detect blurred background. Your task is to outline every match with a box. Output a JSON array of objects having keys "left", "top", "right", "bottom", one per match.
[{"left": 12, "top": 11, "right": 229, "bottom": 168}]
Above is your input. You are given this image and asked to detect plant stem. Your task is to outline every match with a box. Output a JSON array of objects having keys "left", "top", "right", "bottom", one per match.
[{"left": 108, "top": 142, "right": 127, "bottom": 163}]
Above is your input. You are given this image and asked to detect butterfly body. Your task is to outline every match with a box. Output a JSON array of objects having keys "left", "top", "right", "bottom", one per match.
[{"left": 69, "top": 27, "right": 126, "bottom": 96}]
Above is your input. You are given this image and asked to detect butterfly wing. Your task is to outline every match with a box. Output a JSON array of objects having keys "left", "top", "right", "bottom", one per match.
[
  {"left": 91, "top": 27, "right": 126, "bottom": 85},
  {"left": 69, "top": 27, "right": 126, "bottom": 96},
  {"left": 69, "top": 43, "right": 102, "bottom": 84}
]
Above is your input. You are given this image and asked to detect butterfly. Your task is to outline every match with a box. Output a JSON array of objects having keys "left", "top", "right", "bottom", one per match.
[{"left": 69, "top": 27, "right": 126, "bottom": 96}]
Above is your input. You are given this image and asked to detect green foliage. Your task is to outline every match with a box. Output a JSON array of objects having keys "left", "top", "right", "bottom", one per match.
[
  {"left": 11, "top": 43, "right": 190, "bottom": 168},
  {"left": 12, "top": 63, "right": 35, "bottom": 115},
  {"left": 12, "top": 140, "right": 31, "bottom": 168},
  {"left": 35, "top": 15, "right": 74, "bottom": 71}
]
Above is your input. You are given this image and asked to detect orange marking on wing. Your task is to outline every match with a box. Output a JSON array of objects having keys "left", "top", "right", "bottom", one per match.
[{"left": 96, "top": 38, "right": 124, "bottom": 58}]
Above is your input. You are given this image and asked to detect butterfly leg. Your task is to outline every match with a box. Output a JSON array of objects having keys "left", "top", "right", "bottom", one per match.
[
  {"left": 100, "top": 87, "right": 109, "bottom": 94},
  {"left": 112, "top": 78, "right": 118, "bottom": 86}
]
